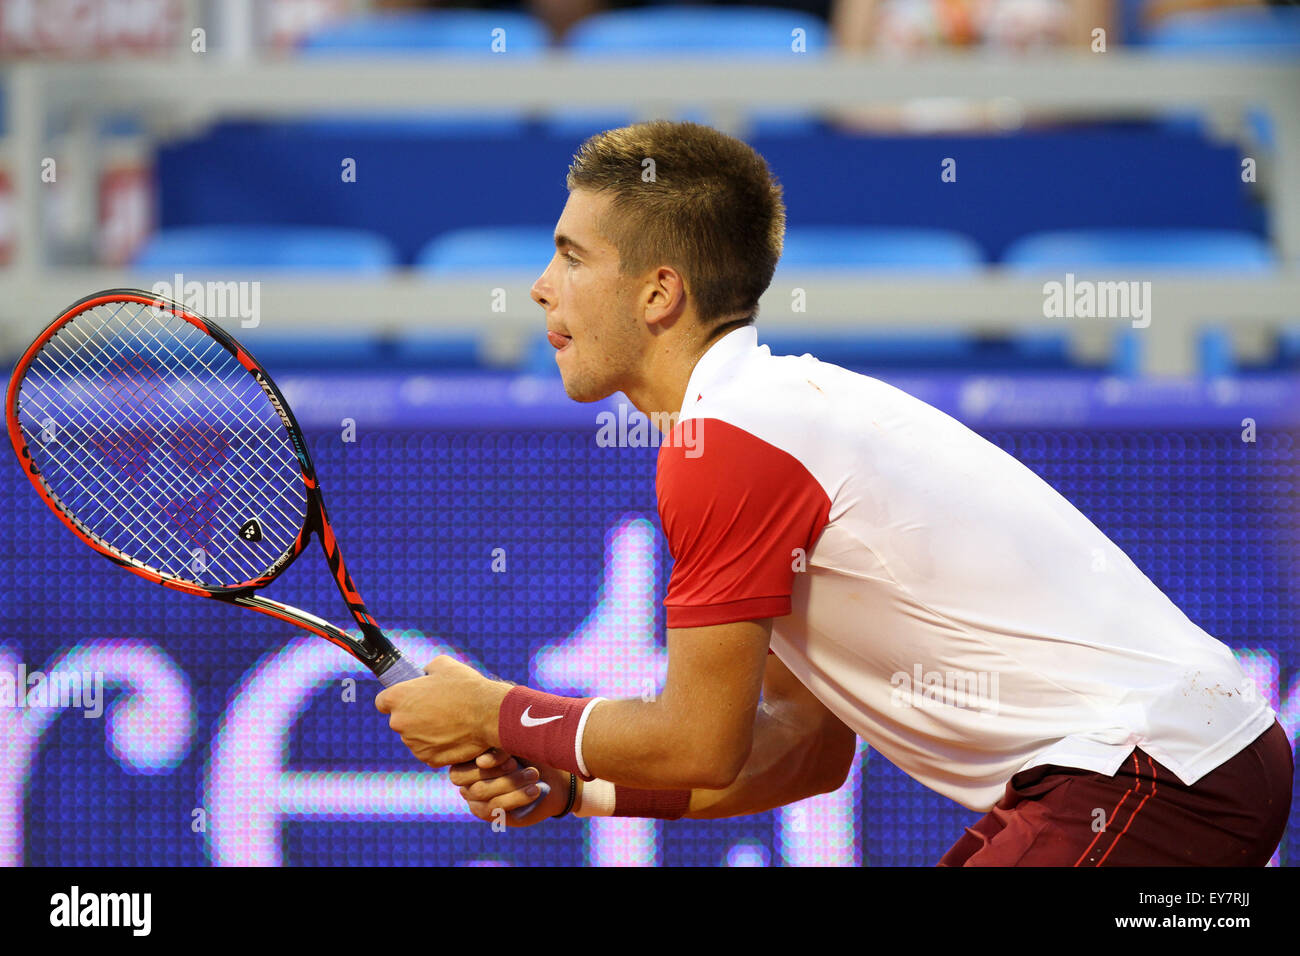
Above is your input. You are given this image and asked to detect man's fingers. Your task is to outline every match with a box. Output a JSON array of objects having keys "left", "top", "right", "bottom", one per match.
[
  {"left": 477, "top": 748, "right": 515, "bottom": 769},
  {"left": 448, "top": 759, "right": 487, "bottom": 787},
  {"left": 448, "top": 755, "right": 521, "bottom": 787},
  {"left": 464, "top": 783, "right": 545, "bottom": 825},
  {"left": 403, "top": 738, "right": 480, "bottom": 769},
  {"left": 459, "top": 765, "right": 540, "bottom": 803}
]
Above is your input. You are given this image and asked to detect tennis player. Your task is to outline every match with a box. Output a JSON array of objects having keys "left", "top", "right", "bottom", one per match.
[{"left": 376, "top": 120, "right": 1293, "bottom": 865}]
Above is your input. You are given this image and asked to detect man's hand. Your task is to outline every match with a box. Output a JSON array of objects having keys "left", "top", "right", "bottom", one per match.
[
  {"left": 450, "top": 749, "right": 571, "bottom": 826},
  {"left": 374, "top": 655, "right": 510, "bottom": 768}
]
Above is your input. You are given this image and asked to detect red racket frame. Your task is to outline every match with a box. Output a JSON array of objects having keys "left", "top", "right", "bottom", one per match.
[{"left": 6, "top": 288, "right": 404, "bottom": 677}]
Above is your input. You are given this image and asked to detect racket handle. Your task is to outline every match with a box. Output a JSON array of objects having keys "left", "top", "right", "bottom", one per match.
[
  {"left": 376, "top": 652, "right": 549, "bottom": 819},
  {"left": 376, "top": 653, "right": 427, "bottom": 687}
]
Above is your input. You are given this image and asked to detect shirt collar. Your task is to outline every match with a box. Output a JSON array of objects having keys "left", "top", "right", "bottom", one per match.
[{"left": 679, "top": 324, "right": 759, "bottom": 414}]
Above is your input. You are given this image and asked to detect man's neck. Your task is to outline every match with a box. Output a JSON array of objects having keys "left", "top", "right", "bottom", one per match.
[{"left": 622, "top": 316, "right": 752, "bottom": 432}]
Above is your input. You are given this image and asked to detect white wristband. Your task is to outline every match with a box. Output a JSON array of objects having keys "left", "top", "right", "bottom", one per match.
[
  {"left": 575, "top": 778, "right": 616, "bottom": 817},
  {"left": 574, "top": 696, "right": 606, "bottom": 779}
]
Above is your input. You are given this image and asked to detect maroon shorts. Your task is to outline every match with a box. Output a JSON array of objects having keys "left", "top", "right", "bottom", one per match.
[{"left": 937, "top": 720, "right": 1294, "bottom": 866}]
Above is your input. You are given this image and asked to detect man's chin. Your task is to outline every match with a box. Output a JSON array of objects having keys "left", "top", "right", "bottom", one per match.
[
  {"left": 559, "top": 373, "right": 615, "bottom": 404},
  {"left": 562, "top": 382, "right": 612, "bottom": 404}
]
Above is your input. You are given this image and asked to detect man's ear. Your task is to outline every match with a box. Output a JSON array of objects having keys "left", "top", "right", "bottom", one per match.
[{"left": 644, "top": 266, "right": 688, "bottom": 330}]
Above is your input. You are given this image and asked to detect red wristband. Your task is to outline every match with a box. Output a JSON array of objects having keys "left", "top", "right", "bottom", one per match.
[
  {"left": 613, "top": 787, "right": 692, "bottom": 820},
  {"left": 498, "top": 686, "right": 599, "bottom": 779}
]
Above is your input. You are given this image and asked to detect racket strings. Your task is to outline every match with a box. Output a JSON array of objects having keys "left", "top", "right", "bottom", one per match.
[
  {"left": 26, "top": 302, "right": 304, "bottom": 583},
  {"left": 26, "top": 313, "right": 254, "bottom": 561},
  {"left": 17, "top": 299, "right": 308, "bottom": 588},
  {"left": 59, "top": 304, "right": 306, "bottom": 538},
  {"left": 44, "top": 302, "right": 308, "bottom": 566},
  {"left": 23, "top": 306, "right": 278, "bottom": 581}
]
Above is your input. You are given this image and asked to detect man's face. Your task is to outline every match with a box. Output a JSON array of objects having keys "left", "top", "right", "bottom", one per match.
[{"left": 531, "top": 189, "right": 643, "bottom": 403}]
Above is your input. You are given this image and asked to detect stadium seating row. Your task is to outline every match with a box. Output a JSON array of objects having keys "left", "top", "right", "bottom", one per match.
[
  {"left": 133, "top": 224, "right": 1277, "bottom": 274},
  {"left": 287, "top": 6, "right": 1300, "bottom": 138},
  {"left": 298, "top": 5, "right": 1300, "bottom": 56}
]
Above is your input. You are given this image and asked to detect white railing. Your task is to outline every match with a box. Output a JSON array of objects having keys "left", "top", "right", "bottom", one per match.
[{"left": 1, "top": 268, "right": 1296, "bottom": 376}]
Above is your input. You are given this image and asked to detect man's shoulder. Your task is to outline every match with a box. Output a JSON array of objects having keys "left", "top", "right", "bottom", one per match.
[
  {"left": 670, "top": 350, "right": 899, "bottom": 466},
  {"left": 655, "top": 358, "right": 850, "bottom": 503}
]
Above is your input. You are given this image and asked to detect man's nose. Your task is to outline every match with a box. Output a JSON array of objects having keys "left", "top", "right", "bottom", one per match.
[{"left": 530, "top": 273, "right": 550, "bottom": 309}]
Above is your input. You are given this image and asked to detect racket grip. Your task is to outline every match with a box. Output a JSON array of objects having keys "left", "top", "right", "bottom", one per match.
[
  {"left": 376, "top": 653, "right": 426, "bottom": 688},
  {"left": 376, "top": 652, "right": 549, "bottom": 819}
]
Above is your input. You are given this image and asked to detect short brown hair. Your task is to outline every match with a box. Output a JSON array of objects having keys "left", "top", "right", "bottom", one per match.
[{"left": 566, "top": 120, "right": 786, "bottom": 325}]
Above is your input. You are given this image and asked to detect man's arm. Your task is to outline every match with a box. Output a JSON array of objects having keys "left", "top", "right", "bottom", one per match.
[
  {"left": 377, "top": 618, "right": 773, "bottom": 787},
  {"left": 452, "top": 647, "right": 858, "bottom": 823},
  {"left": 684, "top": 650, "right": 857, "bottom": 818},
  {"left": 573, "top": 618, "right": 773, "bottom": 790}
]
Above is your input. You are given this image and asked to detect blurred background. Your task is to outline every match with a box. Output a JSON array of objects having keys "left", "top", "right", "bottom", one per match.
[{"left": 0, "top": 0, "right": 1297, "bottom": 868}]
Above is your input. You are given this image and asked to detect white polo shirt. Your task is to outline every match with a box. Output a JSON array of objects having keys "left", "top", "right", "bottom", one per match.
[{"left": 656, "top": 325, "right": 1276, "bottom": 812}]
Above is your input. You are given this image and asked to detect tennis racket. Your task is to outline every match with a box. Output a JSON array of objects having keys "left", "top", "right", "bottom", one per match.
[{"left": 6, "top": 288, "right": 545, "bottom": 813}]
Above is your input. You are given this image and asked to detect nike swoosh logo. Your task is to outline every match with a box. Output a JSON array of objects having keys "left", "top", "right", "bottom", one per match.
[{"left": 520, "top": 706, "right": 564, "bottom": 728}]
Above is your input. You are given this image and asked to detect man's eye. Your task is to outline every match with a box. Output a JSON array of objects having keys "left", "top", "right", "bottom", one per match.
[{"left": 564, "top": 253, "right": 579, "bottom": 266}]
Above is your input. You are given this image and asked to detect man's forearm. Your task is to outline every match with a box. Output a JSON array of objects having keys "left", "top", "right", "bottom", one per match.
[
  {"left": 489, "top": 690, "right": 754, "bottom": 791},
  {"left": 489, "top": 621, "right": 771, "bottom": 792},
  {"left": 683, "top": 699, "right": 855, "bottom": 818},
  {"left": 574, "top": 699, "right": 853, "bottom": 819},
  {"left": 579, "top": 697, "right": 751, "bottom": 791}
]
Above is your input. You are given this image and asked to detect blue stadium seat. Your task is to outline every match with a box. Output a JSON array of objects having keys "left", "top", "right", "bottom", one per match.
[
  {"left": 1002, "top": 228, "right": 1274, "bottom": 272},
  {"left": 778, "top": 227, "right": 985, "bottom": 273},
  {"left": 300, "top": 10, "right": 550, "bottom": 53},
  {"left": 296, "top": 11, "right": 550, "bottom": 137},
  {"left": 1143, "top": 8, "right": 1300, "bottom": 51},
  {"left": 564, "top": 6, "right": 827, "bottom": 54},
  {"left": 423, "top": 226, "right": 986, "bottom": 278},
  {"left": 550, "top": 7, "right": 829, "bottom": 139},
  {"left": 132, "top": 226, "right": 400, "bottom": 272},
  {"left": 1003, "top": 228, "right": 1277, "bottom": 375},
  {"left": 414, "top": 226, "right": 555, "bottom": 275}
]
